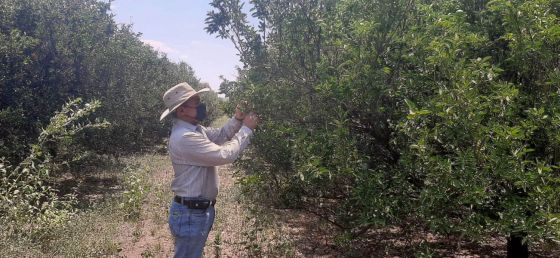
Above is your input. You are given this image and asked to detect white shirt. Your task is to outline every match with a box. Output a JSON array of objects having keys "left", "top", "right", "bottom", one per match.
[{"left": 168, "top": 117, "right": 253, "bottom": 200}]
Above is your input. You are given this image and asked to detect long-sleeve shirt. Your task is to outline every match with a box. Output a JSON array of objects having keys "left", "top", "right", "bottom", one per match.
[{"left": 168, "top": 117, "right": 253, "bottom": 200}]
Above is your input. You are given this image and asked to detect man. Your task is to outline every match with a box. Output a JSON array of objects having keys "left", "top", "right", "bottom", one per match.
[{"left": 160, "top": 82, "right": 258, "bottom": 258}]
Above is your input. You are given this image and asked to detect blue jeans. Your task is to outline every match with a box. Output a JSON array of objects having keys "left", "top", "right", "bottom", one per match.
[{"left": 168, "top": 199, "right": 215, "bottom": 258}]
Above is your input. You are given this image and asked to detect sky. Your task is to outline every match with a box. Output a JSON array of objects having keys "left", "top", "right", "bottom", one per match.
[{"left": 108, "top": 0, "right": 242, "bottom": 92}]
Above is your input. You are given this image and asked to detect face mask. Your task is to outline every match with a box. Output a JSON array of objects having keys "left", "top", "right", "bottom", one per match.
[{"left": 195, "top": 102, "right": 207, "bottom": 121}]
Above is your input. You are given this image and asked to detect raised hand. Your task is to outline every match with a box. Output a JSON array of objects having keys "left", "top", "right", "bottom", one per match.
[{"left": 235, "top": 101, "right": 248, "bottom": 121}]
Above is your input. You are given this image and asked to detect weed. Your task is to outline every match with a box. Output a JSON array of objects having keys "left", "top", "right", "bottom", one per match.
[
  {"left": 120, "top": 165, "right": 150, "bottom": 220},
  {"left": 213, "top": 232, "right": 222, "bottom": 258}
]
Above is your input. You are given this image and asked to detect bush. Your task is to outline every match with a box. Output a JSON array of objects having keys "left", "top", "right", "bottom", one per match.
[
  {"left": 398, "top": 0, "right": 560, "bottom": 244},
  {"left": 0, "top": 0, "right": 214, "bottom": 163},
  {"left": 0, "top": 98, "right": 108, "bottom": 236}
]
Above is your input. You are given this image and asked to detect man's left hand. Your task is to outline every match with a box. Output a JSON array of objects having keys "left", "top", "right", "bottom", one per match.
[{"left": 235, "top": 101, "right": 247, "bottom": 121}]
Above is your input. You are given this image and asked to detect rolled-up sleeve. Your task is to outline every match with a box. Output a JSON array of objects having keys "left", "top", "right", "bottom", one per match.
[{"left": 171, "top": 126, "right": 253, "bottom": 167}]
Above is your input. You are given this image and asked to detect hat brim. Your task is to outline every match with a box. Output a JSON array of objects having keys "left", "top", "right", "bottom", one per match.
[{"left": 160, "top": 88, "right": 211, "bottom": 121}]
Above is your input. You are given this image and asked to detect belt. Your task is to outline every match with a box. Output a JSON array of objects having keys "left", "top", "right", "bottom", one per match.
[{"left": 174, "top": 196, "right": 216, "bottom": 209}]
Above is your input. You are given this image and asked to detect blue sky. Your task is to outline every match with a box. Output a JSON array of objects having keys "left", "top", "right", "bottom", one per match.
[{"left": 109, "top": 0, "right": 241, "bottom": 92}]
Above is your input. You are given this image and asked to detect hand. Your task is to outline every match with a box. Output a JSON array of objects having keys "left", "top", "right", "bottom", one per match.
[
  {"left": 243, "top": 112, "right": 259, "bottom": 130},
  {"left": 235, "top": 101, "right": 248, "bottom": 121}
]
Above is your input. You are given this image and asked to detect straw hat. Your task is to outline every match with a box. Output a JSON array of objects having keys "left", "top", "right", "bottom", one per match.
[{"left": 160, "top": 82, "right": 210, "bottom": 121}]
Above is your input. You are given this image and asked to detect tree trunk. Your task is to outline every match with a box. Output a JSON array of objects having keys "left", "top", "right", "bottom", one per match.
[{"left": 507, "top": 233, "right": 528, "bottom": 258}]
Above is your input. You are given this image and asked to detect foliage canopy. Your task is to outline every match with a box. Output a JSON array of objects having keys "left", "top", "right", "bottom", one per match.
[{"left": 206, "top": 0, "right": 560, "bottom": 251}]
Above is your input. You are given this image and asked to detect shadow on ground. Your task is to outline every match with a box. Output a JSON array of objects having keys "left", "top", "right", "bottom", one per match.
[
  {"left": 55, "top": 157, "right": 127, "bottom": 209},
  {"left": 263, "top": 208, "right": 559, "bottom": 258}
]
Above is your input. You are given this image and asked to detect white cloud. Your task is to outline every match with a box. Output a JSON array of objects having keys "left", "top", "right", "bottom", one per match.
[{"left": 141, "top": 39, "right": 179, "bottom": 55}]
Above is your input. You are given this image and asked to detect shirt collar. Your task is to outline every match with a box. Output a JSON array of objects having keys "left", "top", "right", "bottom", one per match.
[{"left": 173, "top": 118, "right": 197, "bottom": 131}]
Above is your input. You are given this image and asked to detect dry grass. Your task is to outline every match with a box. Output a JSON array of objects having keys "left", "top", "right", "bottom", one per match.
[
  {"left": 204, "top": 164, "right": 251, "bottom": 258},
  {"left": 117, "top": 153, "right": 175, "bottom": 258}
]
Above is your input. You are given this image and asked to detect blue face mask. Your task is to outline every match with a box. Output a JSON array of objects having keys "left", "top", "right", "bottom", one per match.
[{"left": 195, "top": 103, "right": 207, "bottom": 121}]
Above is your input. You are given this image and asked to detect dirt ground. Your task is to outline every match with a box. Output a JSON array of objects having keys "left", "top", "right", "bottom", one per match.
[
  {"left": 117, "top": 157, "right": 175, "bottom": 258},
  {"left": 116, "top": 162, "right": 252, "bottom": 258},
  {"left": 111, "top": 156, "right": 560, "bottom": 258},
  {"left": 112, "top": 157, "right": 560, "bottom": 258},
  {"left": 114, "top": 160, "right": 345, "bottom": 258}
]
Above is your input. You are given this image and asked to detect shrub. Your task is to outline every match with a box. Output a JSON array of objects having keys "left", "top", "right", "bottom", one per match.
[{"left": 0, "top": 98, "right": 108, "bottom": 236}]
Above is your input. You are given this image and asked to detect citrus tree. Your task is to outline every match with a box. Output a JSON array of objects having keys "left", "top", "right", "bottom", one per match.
[{"left": 206, "top": 0, "right": 560, "bottom": 255}]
